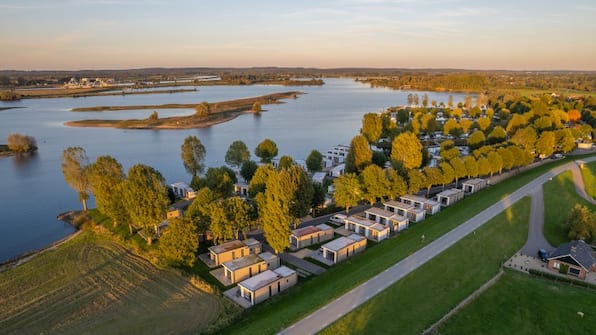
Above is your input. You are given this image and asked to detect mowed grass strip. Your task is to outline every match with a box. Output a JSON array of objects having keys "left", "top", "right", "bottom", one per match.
[
  {"left": 580, "top": 161, "right": 596, "bottom": 199},
  {"left": 437, "top": 270, "right": 596, "bottom": 334},
  {"left": 220, "top": 158, "right": 589, "bottom": 335},
  {"left": 543, "top": 170, "right": 596, "bottom": 246},
  {"left": 320, "top": 197, "right": 530, "bottom": 335},
  {"left": 0, "top": 231, "right": 221, "bottom": 335}
]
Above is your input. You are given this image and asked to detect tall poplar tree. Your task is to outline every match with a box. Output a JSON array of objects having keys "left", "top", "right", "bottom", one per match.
[
  {"left": 391, "top": 131, "right": 423, "bottom": 170},
  {"left": 88, "top": 155, "right": 127, "bottom": 226},
  {"left": 362, "top": 113, "right": 383, "bottom": 144},
  {"left": 225, "top": 140, "right": 250, "bottom": 170},
  {"left": 181, "top": 135, "right": 206, "bottom": 177},
  {"left": 333, "top": 173, "right": 361, "bottom": 213},
  {"left": 62, "top": 146, "right": 90, "bottom": 211},
  {"left": 345, "top": 134, "right": 372, "bottom": 173},
  {"left": 360, "top": 164, "right": 388, "bottom": 204}
]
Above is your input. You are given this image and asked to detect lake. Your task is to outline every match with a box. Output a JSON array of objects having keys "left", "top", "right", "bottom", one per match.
[{"left": 0, "top": 78, "right": 468, "bottom": 262}]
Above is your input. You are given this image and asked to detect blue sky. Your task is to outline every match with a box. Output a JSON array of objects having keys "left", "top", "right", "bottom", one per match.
[{"left": 1, "top": 0, "right": 595, "bottom": 70}]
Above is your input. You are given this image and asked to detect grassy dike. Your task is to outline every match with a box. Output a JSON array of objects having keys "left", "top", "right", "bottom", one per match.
[
  {"left": 321, "top": 197, "right": 530, "bottom": 335},
  {"left": 437, "top": 270, "right": 596, "bottom": 334},
  {"left": 580, "top": 161, "right": 596, "bottom": 199},
  {"left": 220, "top": 156, "right": 593, "bottom": 335},
  {"left": 543, "top": 170, "right": 596, "bottom": 246}
]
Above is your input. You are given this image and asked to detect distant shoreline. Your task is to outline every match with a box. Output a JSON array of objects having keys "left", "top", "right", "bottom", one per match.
[{"left": 65, "top": 91, "right": 302, "bottom": 129}]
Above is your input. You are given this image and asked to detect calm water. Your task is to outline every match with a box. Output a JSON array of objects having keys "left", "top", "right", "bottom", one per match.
[{"left": 0, "top": 78, "right": 467, "bottom": 262}]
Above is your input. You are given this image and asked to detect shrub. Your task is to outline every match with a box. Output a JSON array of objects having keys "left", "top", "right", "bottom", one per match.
[{"left": 6, "top": 133, "right": 37, "bottom": 153}]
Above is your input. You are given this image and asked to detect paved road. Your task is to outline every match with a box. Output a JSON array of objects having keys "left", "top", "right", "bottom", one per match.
[
  {"left": 570, "top": 161, "right": 596, "bottom": 205},
  {"left": 520, "top": 188, "right": 553, "bottom": 256},
  {"left": 278, "top": 158, "right": 596, "bottom": 335}
]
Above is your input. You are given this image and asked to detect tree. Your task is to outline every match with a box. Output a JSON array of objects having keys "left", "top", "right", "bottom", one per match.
[
  {"left": 459, "top": 118, "right": 473, "bottom": 134},
  {"left": 422, "top": 93, "right": 429, "bottom": 108},
  {"left": 487, "top": 151, "right": 503, "bottom": 176},
  {"left": 385, "top": 168, "right": 407, "bottom": 200},
  {"left": 407, "top": 169, "right": 426, "bottom": 194},
  {"left": 464, "top": 155, "right": 478, "bottom": 178},
  {"left": 476, "top": 117, "right": 491, "bottom": 132},
  {"left": 195, "top": 101, "right": 210, "bottom": 116},
  {"left": 566, "top": 204, "right": 596, "bottom": 243},
  {"left": 200, "top": 166, "right": 237, "bottom": 198},
  {"left": 439, "top": 162, "right": 455, "bottom": 190},
  {"left": 449, "top": 157, "right": 467, "bottom": 187},
  {"left": 7, "top": 133, "right": 37, "bottom": 153},
  {"left": 567, "top": 109, "right": 581, "bottom": 123},
  {"left": 422, "top": 167, "right": 442, "bottom": 196},
  {"left": 122, "top": 164, "right": 169, "bottom": 244},
  {"left": 285, "top": 165, "right": 314, "bottom": 222},
  {"left": 448, "top": 95, "right": 454, "bottom": 108},
  {"left": 469, "top": 106, "right": 482, "bottom": 118},
  {"left": 252, "top": 101, "right": 262, "bottom": 112},
  {"left": 467, "top": 130, "right": 486, "bottom": 149},
  {"left": 535, "top": 131, "right": 556, "bottom": 159},
  {"left": 306, "top": 149, "right": 323, "bottom": 172},
  {"left": 62, "top": 147, "right": 90, "bottom": 211},
  {"left": 554, "top": 129, "right": 576, "bottom": 153},
  {"left": 185, "top": 187, "right": 216, "bottom": 234},
  {"left": 159, "top": 217, "right": 199, "bottom": 267},
  {"left": 181, "top": 136, "right": 206, "bottom": 177},
  {"left": 534, "top": 116, "right": 553, "bottom": 131},
  {"left": 487, "top": 126, "right": 507, "bottom": 144},
  {"left": 224, "top": 196, "right": 253, "bottom": 239},
  {"left": 345, "top": 134, "right": 372, "bottom": 173},
  {"left": 362, "top": 113, "right": 383, "bottom": 144},
  {"left": 511, "top": 127, "right": 537, "bottom": 153},
  {"left": 497, "top": 147, "right": 514, "bottom": 173},
  {"left": 443, "top": 119, "right": 461, "bottom": 136},
  {"left": 277, "top": 155, "right": 294, "bottom": 170},
  {"left": 477, "top": 157, "right": 490, "bottom": 177},
  {"left": 88, "top": 156, "right": 127, "bottom": 227},
  {"left": 421, "top": 113, "right": 438, "bottom": 133},
  {"left": 391, "top": 131, "right": 423, "bottom": 170},
  {"left": 225, "top": 140, "right": 250, "bottom": 170},
  {"left": 208, "top": 201, "right": 233, "bottom": 244},
  {"left": 259, "top": 170, "right": 293, "bottom": 253},
  {"left": 360, "top": 165, "right": 389, "bottom": 204},
  {"left": 452, "top": 107, "right": 463, "bottom": 119},
  {"left": 333, "top": 173, "right": 361, "bottom": 213},
  {"left": 249, "top": 164, "right": 275, "bottom": 197},
  {"left": 240, "top": 160, "right": 259, "bottom": 182},
  {"left": 255, "top": 138, "right": 278, "bottom": 163}
]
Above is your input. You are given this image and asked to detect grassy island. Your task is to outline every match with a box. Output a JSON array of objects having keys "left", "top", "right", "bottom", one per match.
[{"left": 65, "top": 91, "right": 301, "bottom": 129}]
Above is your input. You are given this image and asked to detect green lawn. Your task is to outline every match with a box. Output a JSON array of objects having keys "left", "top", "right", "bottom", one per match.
[
  {"left": 580, "top": 161, "right": 596, "bottom": 199},
  {"left": 436, "top": 270, "right": 596, "bottom": 334},
  {"left": 543, "top": 170, "right": 596, "bottom": 246},
  {"left": 219, "top": 156, "right": 594, "bottom": 335},
  {"left": 321, "top": 198, "right": 530, "bottom": 335}
]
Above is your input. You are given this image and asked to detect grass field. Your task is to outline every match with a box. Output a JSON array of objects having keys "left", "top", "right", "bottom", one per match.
[
  {"left": 219, "top": 157, "right": 582, "bottom": 335},
  {"left": 0, "top": 231, "right": 222, "bottom": 335},
  {"left": 543, "top": 170, "right": 596, "bottom": 246},
  {"left": 580, "top": 161, "right": 596, "bottom": 199},
  {"left": 320, "top": 198, "right": 530, "bottom": 335},
  {"left": 437, "top": 270, "right": 596, "bottom": 334}
]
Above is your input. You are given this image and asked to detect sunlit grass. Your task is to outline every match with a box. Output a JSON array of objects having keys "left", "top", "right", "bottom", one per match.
[{"left": 580, "top": 161, "right": 596, "bottom": 199}]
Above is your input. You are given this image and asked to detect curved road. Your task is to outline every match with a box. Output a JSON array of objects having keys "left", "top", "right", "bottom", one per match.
[{"left": 278, "top": 157, "right": 596, "bottom": 335}]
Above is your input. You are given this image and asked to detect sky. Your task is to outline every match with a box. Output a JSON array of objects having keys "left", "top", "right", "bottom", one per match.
[{"left": 1, "top": 0, "right": 595, "bottom": 71}]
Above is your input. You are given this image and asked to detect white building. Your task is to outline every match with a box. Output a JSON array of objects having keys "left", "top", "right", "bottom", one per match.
[{"left": 323, "top": 145, "right": 350, "bottom": 168}]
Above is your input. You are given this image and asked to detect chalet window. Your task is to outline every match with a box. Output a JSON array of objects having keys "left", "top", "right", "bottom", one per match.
[
  {"left": 553, "top": 262, "right": 560, "bottom": 269},
  {"left": 569, "top": 268, "right": 580, "bottom": 277}
]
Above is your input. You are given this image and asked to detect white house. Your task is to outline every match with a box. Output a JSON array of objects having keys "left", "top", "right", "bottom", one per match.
[
  {"left": 321, "top": 234, "right": 367, "bottom": 264},
  {"left": 436, "top": 188, "right": 465, "bottom": 207},
  {"left": 237, "top": 266, "right": 297, "bottom": 305},
  {"left": 170, "top": 182, "right": 196, "bottom": 200},
  {"left": 323, "top": 144, "right": 350, "bottom": 168},
  {"left": 383, "top": 200, "right": 426, "bottom": 223},
  {"left": 399, "top": 195, "right": 441, "bottom": 215},
  {"left": 289, "top": 224, "right": 335, "bottom": 250},
  {"left": 312, "top": 171, "right": 327, "bottom": 184},
  {"left": 344, "top": 215, "right": 390, "bottom": 242},
  {"left": 364, "top": 207, "right": 409, "bottom": 232},
  {"left": 461, "top": 178, "right": 487, "bottom": 194},
  {"left": 329, "top": 163, "right": 346, "bottom": 178}
]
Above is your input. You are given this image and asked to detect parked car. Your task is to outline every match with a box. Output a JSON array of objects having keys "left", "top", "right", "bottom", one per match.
[{"left": 538, "top": 248, "right": 549, "bottom": 262}]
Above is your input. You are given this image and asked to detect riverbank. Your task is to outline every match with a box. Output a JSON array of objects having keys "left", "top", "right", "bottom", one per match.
[{"left": 65, "top": 91, "right": 302, "bottom": 129}]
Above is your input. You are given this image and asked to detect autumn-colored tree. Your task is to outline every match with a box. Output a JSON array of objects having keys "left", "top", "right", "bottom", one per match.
[
  {"left": 534, "top": 116, "right": 553, "bottom": 131},
  {"left": 511, "top": 127, "right": 537, "bottom": 153},
  {"left": 249, "top": 164, "right": 275, "bottom": 197},
  {"left": 449, "top": 157, "right": 467, "bottom": 187},
  {"left": 407, "top": 169, "right": 426, "bottom": 195},
  {"left": 421, "top": 113, "right": 438, "bottom": 133},
  {"left": 535, "top": 131, "right": 556, "bottom": 159},
  {"left": 459, "top": 118, "right": 473, "bottom": 133},
  {"left": 159, "top": 217, "right": 199, "bottom": 267},
  {"left": 410, "top": 118, "right": 421, "bottom": 135},
  {"left": 567, "top": 109, "right": 581, "bottom": 123},
  {"left": 487, "top": 125, "right": 507, "bottom": 144},
  {"left": 255, "top": 138, "right": 278, "bottom": 163},
  {"left": 487, "top": 151, "right": 503, "bottom": 176},
  {"left": 476, "top": 117, "right": 491, "bottom": 132},
  {"left": 464, "top": 155, "right": 479, "bottom": 178},
  {"left": 443, "top": 119, "right": 461, "bottom": 136},
  {"left": 62, "top": 147, "right": 90, "bottom": 211},
  {"left": 452, "top": 107, "right": 463, "bottom": 119},
  {"left": 506, "top": 113, "right": 528, "bottom": 134},
  {"left": 360, "top": 165, "right": 389, "bottom": 204},
  {"left": 277, "top": 155, "right": 294, "bottom": 170},
  {"left": 346, "top": 134, "right": 372, "bottom": 173},
  {"left": 497, "top": 147, "right": 514, "bottom": 172},
  {"left": 554, "top": 129, "right": 576, "bottom": 153},
  {"left": 6, "top": 133, "right": 37, "bottom": 153},
  {"left": 195, "top": 101, "right": 210, "bottom": 116},
  {"left": 252, "top": 101, "right": 262, "bottom": 112},
  {"left": 439, "top": 162, "right": 455, "bottom": 190},
  {"left": 385, "top": 168, "right": 407, "bottom": 200},
  {"left": 333, "top": 173, "right": 361, "bottom": 213},
  {"left": 477, "top": 157, "right": 491, "bottom": 177},
  {"left": 422, "top": 167, "right": 443, "bottom": 196},
  {"left": 467, "top": 130, "right": 486, "bottom": 149},
  {"left": 391, "top": 131, "right": 423, "bottom": 170},
  {"left": 566, "top": 204, "right": 596, "bottom": 243},
  {"left": 362, "top": 113, "right": 383, "bottom": 144}
]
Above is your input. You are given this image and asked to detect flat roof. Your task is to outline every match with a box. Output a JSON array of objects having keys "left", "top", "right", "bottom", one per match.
[
  {"left": 322, "top": 234, "right": 366, "bottom": 252},
  {"left": 365, "top": 207, "right": 408, "bottom": 222},
  {"left": 462, "top": 178, "right": 485, "bottom": 185},
  {"left": 345, "top": 215, "right": 389, "bottom": 232},
  {"left": 384, "top": 200, "right": 414, "bottom": 211},
  {"left": 208, "top": 240, "right": 245, "bottom": 254},
  {"left": 291, "top": 223, "right": 333, "bottom": 238},
  {"left": 258, "top": 252, "right": 278, "bottom": 263},
  {"left": 400, "top": 194, "right": 440, "bottom": 206},
  {"left": 222, "top": 254, "right": 263, "bottom": 271},
  {"left": 437, "top": 188, "right": 464, "bottom": 197},
  {"left": 244, "top": 238, "right": 260, "bottom": 247},
  {"left": 171, "top": 181, "right": 192, "bottom": 190},
  {"left": 238, "top": 266, "right": 296, "bottom": 291}
]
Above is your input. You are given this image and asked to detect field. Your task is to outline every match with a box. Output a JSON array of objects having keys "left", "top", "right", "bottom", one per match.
[
  {"left": 580, "top": 161, "right": 596, "bottom": 199},
  {"left": 543, "top": 170, "right": 596, "bottom": 246},
  {"left": 320, "top": 198, "right": 530, "bottom": 335},
  {"left": 0, "top": 231, "right": 222, "bottom": 335},
  {"left": 437, "top": 271, "right": 596, "bottom": 334}
]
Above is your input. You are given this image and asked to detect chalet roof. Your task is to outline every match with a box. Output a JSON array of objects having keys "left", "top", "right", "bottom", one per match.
[
  {"left": 238, "top": 266, "right": 296, "bottom": 291},
  {"left": 345, "top": 215, "right": 389, "bottom": 233},
  {"left": 244, "top": 238, "right": 261, "bottom": 248},
  {"left": 222, "top": 254, "right": 263, "bottom": 271},
  {"left": 365, "top": 207, "right": 407, "bottom": 222},
  {"left": 208, "top": 240, "right": 245, "bottom": 254},
  {"left": 384, "top": 200, "right": 414, "bottom": 211},
  {"left": 291, "top": 224, "right": 333, "bottom": 238},
  {"left": 258, "top": 252, "right": 278, "bottom": 264},
  {"left": 437, "top": 188, "right": 464, "bottom": 197},
  {"left": 400, "top": 194, "right": 440, "bottom": 206},
  {"left": 322, "top": 234, "right": 366, "bottom": 252},
  {"left": 548, "top": 240, "right": 595, "bottom": 271},
  {"left": 462, "top": 178, "right": 485, "bottom": 186}
]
